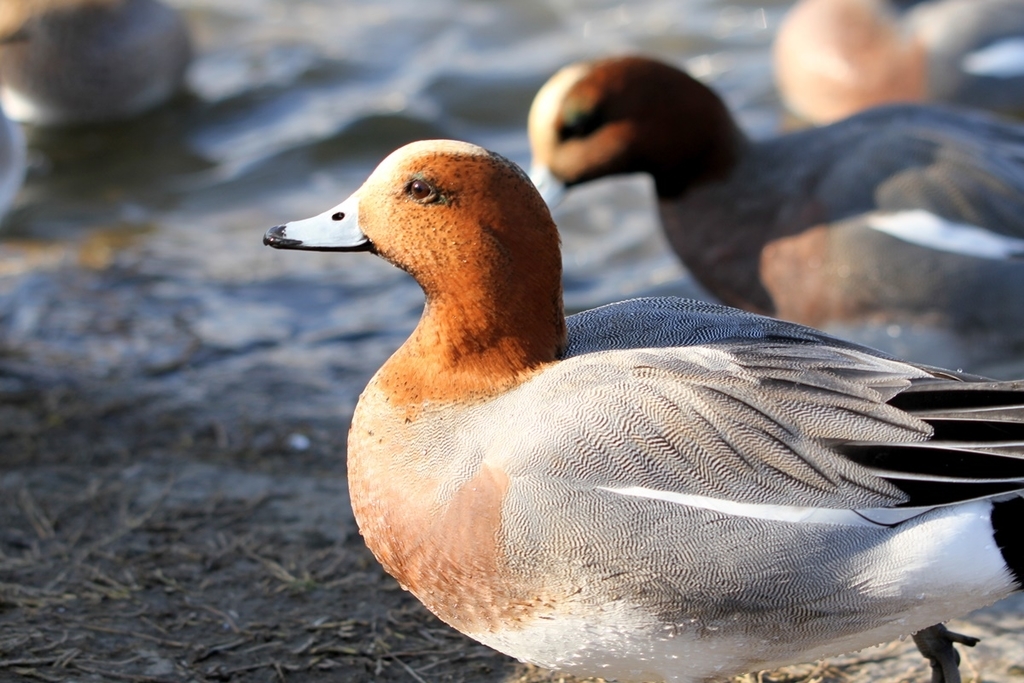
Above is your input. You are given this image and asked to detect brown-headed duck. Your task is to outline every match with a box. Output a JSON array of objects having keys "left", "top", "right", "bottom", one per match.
[
  {"left": 528, "top": 55, "right": 1024, "bottom": 371},
  {"left": 264, "top": 138, "right": 1024, "bottom": 683}
]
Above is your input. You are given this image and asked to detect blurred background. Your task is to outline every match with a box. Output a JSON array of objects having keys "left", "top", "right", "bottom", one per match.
[{"left": 0, "top": 0, "right": 789, "bottom": 398}]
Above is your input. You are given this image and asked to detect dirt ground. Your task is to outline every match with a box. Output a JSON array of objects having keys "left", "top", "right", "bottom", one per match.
[{"left": 1, "top": 263, "right": 1023, "bottom": 683}]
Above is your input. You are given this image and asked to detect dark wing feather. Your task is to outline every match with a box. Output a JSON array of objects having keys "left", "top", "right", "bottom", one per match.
[
  {"left": 809, "top": 106, "right": 1024, "bottom": 239},
  {"left": 839, "top": 380, "right": 1024, "bottom": 506}
]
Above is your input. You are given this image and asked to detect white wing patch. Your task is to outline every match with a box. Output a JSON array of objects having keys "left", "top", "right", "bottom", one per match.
[
  {"left": 865, "top": 210, "right": 1024, "bottom": 259},
  {"left": 962, "top": 38, "right": 1024, "bottom": 77},
  {"left": 597, "top": 485, "right": 937, "bottom": 527}
]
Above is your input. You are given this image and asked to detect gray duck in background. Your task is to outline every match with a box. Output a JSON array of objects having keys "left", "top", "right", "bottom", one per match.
[{"left": 0, "top": 0, "right": 191, "bottom": 126}]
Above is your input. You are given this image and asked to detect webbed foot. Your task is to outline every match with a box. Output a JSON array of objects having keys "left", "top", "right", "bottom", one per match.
[{"left": 912, "top": 623, "right": 980, "bottom": 683}]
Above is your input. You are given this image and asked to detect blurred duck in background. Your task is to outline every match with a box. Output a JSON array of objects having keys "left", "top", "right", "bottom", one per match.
[
  {"left": 0, "top": 0, "right": 191, "bottom": 126},
  {"left": 0, "top": 104, "right": 25, "bottom": 219},
  {"left": 528, "top": 56, "right": 1024, "bottom": 373},
  {"left": 774, "top": 0, "right": 1024, "bottom": 125}
]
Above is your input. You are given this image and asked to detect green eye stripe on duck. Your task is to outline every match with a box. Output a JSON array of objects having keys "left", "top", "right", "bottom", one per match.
[{"left": 558, "top": 103, "right": 603, "bottom": 140}]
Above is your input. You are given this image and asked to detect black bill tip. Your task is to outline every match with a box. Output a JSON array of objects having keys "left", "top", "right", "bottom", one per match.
[{"left": 264, "top": 225, "right": 303, "bottom": 249}]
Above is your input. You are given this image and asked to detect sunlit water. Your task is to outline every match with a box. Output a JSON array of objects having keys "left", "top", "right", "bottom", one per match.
[{"left": 0, "top": 0, "right": 1020, "bottom": 422}]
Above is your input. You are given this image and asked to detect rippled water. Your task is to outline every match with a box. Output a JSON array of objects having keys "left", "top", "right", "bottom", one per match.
[
  {"left": 0, "top": 0, "right": 795, "bottom": 387},
  {"left": 2, "top": 0, "right": 1017, "bottom": 416}
]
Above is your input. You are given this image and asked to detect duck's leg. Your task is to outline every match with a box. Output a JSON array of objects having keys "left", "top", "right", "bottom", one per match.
[{"left": 911, "top": 624, "right": 980, "bottom": 683}]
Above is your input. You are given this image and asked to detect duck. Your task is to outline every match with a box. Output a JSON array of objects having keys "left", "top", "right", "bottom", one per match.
[
  {"left": 527, "top": 55, "right": 1024, "bottom": 372},
  {"left": 0, "top": 104, "right": 25, "bottom": 219},
  {"left": 774, "top": 0, "right": 1024, "bottom": 125},
  {"left": 264, "top": 139, "right": 1024, "bottom": 683},
  {"left": 0, "top": 0, "right": 192, "bottom": 125}
]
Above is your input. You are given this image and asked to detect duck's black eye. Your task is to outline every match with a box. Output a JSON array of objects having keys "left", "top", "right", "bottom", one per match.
[{"left": 408, "top": 179, "right": 437, "bottom": 202}]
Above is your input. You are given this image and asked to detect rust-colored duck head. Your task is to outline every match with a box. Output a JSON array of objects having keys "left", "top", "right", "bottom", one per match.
[{"left": 528, "top": 55, "right": 746, "bottom": 203}]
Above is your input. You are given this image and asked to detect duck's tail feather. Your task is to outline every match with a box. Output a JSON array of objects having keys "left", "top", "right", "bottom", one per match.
[
  {"left": 991, "top": 495, "right": 1024, "bottom": 587},
  {"left": 836, "top": 379, "right": 1024, "bottom": 506}
]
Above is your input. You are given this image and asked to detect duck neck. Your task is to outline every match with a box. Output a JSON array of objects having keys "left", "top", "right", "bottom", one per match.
[
  {"left": 375, "top": 254, "right": 566, "bottom": 408},
  {"left": 653, "top": 108, "right": 748, "bottom": 200}
]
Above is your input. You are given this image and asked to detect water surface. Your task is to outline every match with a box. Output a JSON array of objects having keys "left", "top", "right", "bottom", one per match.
[{"left": 2, "top": 0, "right": 1015, "bottom": 431}]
